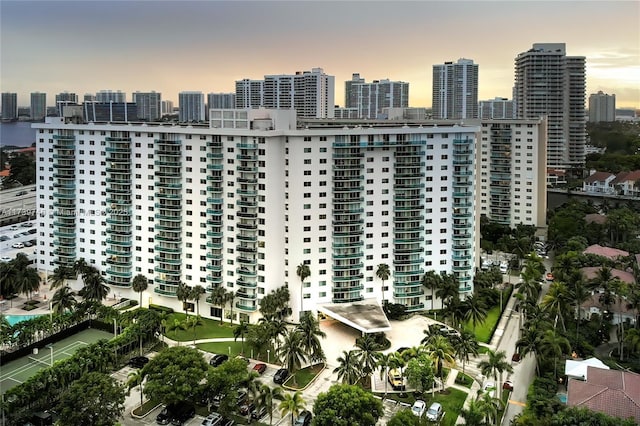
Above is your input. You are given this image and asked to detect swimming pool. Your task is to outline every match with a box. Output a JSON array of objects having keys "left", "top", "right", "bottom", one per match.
[{"left": 5, "top": 314, "right": 44, "bottom": 327}]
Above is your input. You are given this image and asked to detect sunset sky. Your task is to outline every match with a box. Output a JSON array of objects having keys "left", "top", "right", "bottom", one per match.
[{"left": 1, "top": 0, "right": 639, "bottom": 108}]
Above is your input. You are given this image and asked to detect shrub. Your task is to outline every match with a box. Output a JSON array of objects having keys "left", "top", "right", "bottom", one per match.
[{"left": 149, "top": 304, "right": 173, "bottom": 314}]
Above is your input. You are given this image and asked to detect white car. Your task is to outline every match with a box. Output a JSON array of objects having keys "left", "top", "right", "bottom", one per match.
[
  {"left": 483, "top": 381, "right": 496, "bottom": 398},
  {"left": 411, "top": 399, "right": 426, "bottom": 417},
  {"left": 12, "top": 242, "right": 24, "bottom": 249}
]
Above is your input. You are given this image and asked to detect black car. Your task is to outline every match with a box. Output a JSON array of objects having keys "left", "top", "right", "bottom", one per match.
[
  {"left": 273, "top": 368, "right": 289, "bottom": 384},
  {"left": 294, "top": 410, "right": 312, "bottom": 426},
  {"left": 128, "top": 356, "right": 149, "bottom": 369},
  {"left": 210, "top": 354, "right": 229, "bottom": 367}
]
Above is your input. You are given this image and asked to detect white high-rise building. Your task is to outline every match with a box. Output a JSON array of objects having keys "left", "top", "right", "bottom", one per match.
[
  {"left": 432, "top": 59, "right": 479, "bottom": 120},
  {"left": 477, "top": 118, "right": 547, "bottom": 228},
  {"left": 236, "top": 68, "right": 335, "bottom": 118},
  {"left": 34, "top": 112, "right": 478, "bottom": 324},
  {"left": 514, "top": 43, "right": 586, "bottom": 168},
  {"left": 178, "top": 92, "right": 205, "bottom": 122},
  {"left": 479, "top": 98, "right": 515, "bottom": 119},
  {"left": 588, "top": 91, "right": 615, "bottom": 123},
  {"left": 30, "top": 92, "right": 47, "bottom": 120},
  {"left": 96, "top": 90, "right": 126, "bottom": 103},
  {"left": 133, "top": 91, "right": 162, "bottom": 121},
  {"left": 343, "top": 74, "right": 409, "bottom": 119}
]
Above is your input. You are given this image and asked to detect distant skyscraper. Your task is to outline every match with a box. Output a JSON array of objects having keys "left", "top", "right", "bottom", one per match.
[
  {"left": 589, "top": 91, "right": 615, "bottom": 123},
  {"left": 236, "top": 68, "right": 335, "bottom": 118},
  {"left": 432, "top": 59, "right": 479, "bottom": 120},
  {"left": 479, "top": 97, "right": 515, "bottom": 119},
  {"left": 514, "top": 43, "right": 586, "bottom": 167},
  {"left": 133, "top": 91, "right": 162, "bottom": 121},
  {"left": 178, "top": 92, "right": 205, "bottom": 122},
  {"left": 30, "top": 92, "right": 47, "bottom": 120},
  {"left": 343, "top": 75, "right": 409, "bottom": 119},
  {"left": 96, "top": 90, "right": 126, "bottom": 103},
  {"left": 161, "top": 100, "right": 174, "bottom": 115},
  {"left": 208, "top": 93, "right": 236, "bottom": 110},
  {"left": 1, "top": 93, "right": 18, "bottom": 120},
  {"left": 55, "top": 92, "right": 79, "bottom": 115}
]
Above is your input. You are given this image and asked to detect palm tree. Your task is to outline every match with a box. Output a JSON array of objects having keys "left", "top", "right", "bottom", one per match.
[
  {"left": 478, "top": 349, "right": 513, "bottom": 400},
  {"left": 48, "top": 266, "right": 72, "bottom": 290},
  {"left": 376, "top": 263, "right": 390, "bottom": 305},
  {"left": 422, "top": 270, "right": 442, "bottom": 310},
  {"left": 257, "top": 384, "right": 284, "bottom": 426},
  {"left": 233, "top": 321, "right": 250, "bottom": 355},
  {"left": 424, "top": 335, "right": 456, "bottom": 390},
  {"left": 333, "top": 350, "right": 360, "bottom": 385},
  {"left": 462, "top": 294, "right": 488, "bottom": 329},
  {"left": 131, "top": 274, "right": 148, "bottom": 308},
  {"left": 278, "top": 391, "right": 305, "bottom": 426},
  {"left": 79, "top": 266, "right": 109, "bottom": 302},
  {"left": 541, "top": 281, "right": 571, "bottom": 332},
  {"left": 209, "top": 286, "right": 228, "bottom": 324},
  {"left": 127, "top": 369, "right": 145, "bottom": 409},
  {"left": 452, "top": 330, "right": 480, "bottom": 375},
  {"left": 51, "top": 286, "right": 77, "bottom": 314},
  {"left": 296, "top": 263, "right": 310, "bottom": 317},
  {"left": 296, "top": 311, "right": 326, "bottom": 363},
  {"left": 189, "top": 284, "right": 206, "bottom": 316},
  {"left": 538, "top": 329, "right": 570, "bottom": 379},
  {"left": 354, "top": 333, "right": 381, "bottom": 379},
  {"left": 276, "top": 329, "right": 307, "bottom": 386}
]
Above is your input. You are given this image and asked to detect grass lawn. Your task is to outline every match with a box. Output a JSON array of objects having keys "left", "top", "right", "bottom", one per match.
[
  {"left": 380, "top": 388, "right": 467, "bottom": 426},
  {"left": 164, "top": 313, "right": 235, "bottom": 341},
  {"left": 196, "top": 341, "right": 246, "bottom": 356},
  {"left": 285, "top": 364, "right": 324, "bottom": 389}
]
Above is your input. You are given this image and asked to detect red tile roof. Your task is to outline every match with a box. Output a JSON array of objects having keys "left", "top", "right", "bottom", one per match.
[
  {"left": 567, "top": 366, "right": 640, "bottom": 423},
  {"left": 584, "top": 171, "right": 615, "bottom": 184},
  {"left": 583, "top": 244, "right": 629, "bottom": 260}
]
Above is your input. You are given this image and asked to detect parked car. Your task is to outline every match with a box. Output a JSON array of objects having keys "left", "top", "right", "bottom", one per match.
[
  {"left": 201, "top": 412, "right": 223, "bottom": 426},
  {"left": 273, "top": 368, "right": 289, "bottom": 384},
  {"left": 252, "top": 363, "right": 267, "bottom": 375},
  {"left": 426, "top": 402, "right": 443, "bottom": 421},
  {"left": 210, "top": 354, "right": 229, "bottom": 367},
  {"left": 294, "top": 410, "right": 312, "bottom": 426},
  {"left": 411, "top": 400, "right": 426, "bottom": 417},
  {"left": 12, "top": 242, "right": 24, "bottom": 249},
  {"left": 387, "top": 368, "right": 404, "bottom": 391},
  {"left": 250, "top": 406, "right": 267, "bottom": 420},
  {"left": 503, "top": 380, "right": 514, "bottom": 391},
  {"left": 128, "top": 356, "right": 149, "bottom": 369}
]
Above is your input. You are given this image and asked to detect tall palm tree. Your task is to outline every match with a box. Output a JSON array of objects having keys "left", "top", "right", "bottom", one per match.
[
  {"left": 51, "top": 286, "right": 77, "bottom": 314},
  {"left": 452, "top": 330, "right": 480, "bottom": 375},
  {"left": 333, "top": 350, "right": 360, "bottom": 385},
  {"left": 276, "top": 329, "right": 307, "bottom": 386},
  {"left": 131, "top": 274, "right": 148, "bottom": 308},
  {"left": 233, "top": 321, "right": 250, "bottom": 355},
  {"left": 354, "top": 333, "right": 382, "bottom": 379},
  {"left": 296, "top": 311, "right": 326, "bottom": 363},
  {"left": 424, "top": 335, "right": 456, "bottom": 390},
  {"left": 49, "top": 266, "right": 72, "bottom": 290},
  {"left": 376, "top": 263, "right": 390, "bottom": 305},
  {"left": 189, "top": 284, "right": 205, "bottom": 316},
  {"left": 538, "top": 329, "right": 570, "bottom": 379},
  {"left": 79, "top": 266, "right": 109, "bottom": 302},
  {"left": 256, "top": 384, "right": 284, "bottom": 426},
  {"left": 462, "top": 294, "right": 488, "bottom": 329},
  {"left": 209, "top": 286, "right": 228, "bottom": 324},
  {"left": 278, "top": 391, "right": 305, "bottom": 426},
  {"left": 296, "top": 263, "right": 310, "bottom": 317},
  {"left": 478, "top": 349, "right": 513, "bottom": 400},
  {"left": 422, "top": 270, "right": 442, "bottom": 310},
  {"left": 541, "top": 281, "right": 571, "bottom": 332}
]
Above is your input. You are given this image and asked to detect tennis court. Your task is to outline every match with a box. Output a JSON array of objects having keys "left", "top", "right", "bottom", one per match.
[{"left": 1, "top": 328, "right": 113, "bottom": 393}]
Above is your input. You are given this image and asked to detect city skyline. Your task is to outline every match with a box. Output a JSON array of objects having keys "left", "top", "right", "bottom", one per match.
[{"left": 1, "top": 1, "right": 638, "bottom": 108}]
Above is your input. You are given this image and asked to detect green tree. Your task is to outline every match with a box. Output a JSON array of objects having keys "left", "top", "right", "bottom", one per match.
[
  {"left": 131, "top": 274, "right": 148, "bottom": 308},
  {"left": 56, "top": 372, "right": 125, "bottom": 426},
  {"left": 142, "top": 346, "right": 208, "bottom": 405},
  {"left": 312, "top": 384, "right": 383, "bottom": 426},
  {"left": 276, "top": 329, "right": 307, "bottom": 386},
  {"left": 403, "top": 353, "right": 435, "bottom": 394},
  {"left": 296, "top": 263, "right": 311, "bottom": 316},
  {"left": 478, "top": 349, "right": 513, "bottom": 400},
  {"left": 376, "top": 263, "right": 390, "bottom": 304},
  {"left": 279, "top": 390, "right": 306, "bottom": 426}
]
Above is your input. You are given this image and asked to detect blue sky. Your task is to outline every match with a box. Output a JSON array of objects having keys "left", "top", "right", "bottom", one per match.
[{"left": 1, "top": 0, "right": 638, "bottom": 107}]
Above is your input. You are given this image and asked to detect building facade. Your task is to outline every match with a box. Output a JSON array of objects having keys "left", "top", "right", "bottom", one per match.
[
  {"left": 133, "top": 92, "right": 162, "bottom": 121},
  {"left": 432, "top": 59, "right": 479, "bottom": 120},
  {"left": 479, "top": 98, "right": 515, "bottom": 119},
  {"left": 477, "top": 118, "right": 547, "bottom": 228},
  {"left": 236, "top": 68, "right": 335, "bottom": 119},
  {"left": 588, "top": 91, "right": 615, "bottom": 123},
  {"left": 178, "top": 92, "right": 205, "bottom": 122},
  {"left": 1, "top": 92, "right": 18, "bottom": 121},
  {"left": 34, "top": 112, "right": 479, "bottom": 323},
  {"left": 514, "top": 43, "right": 586, "bottom": 168},
  {"left": 30, "top": 92, "right": 47, "bottom": 120},
  {"left": 344, "top": 74, "right": 409, "bottom": 119}
]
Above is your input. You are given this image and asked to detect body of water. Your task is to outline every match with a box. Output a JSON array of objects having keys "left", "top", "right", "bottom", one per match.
[
  {"left": 0, "top": 122, "right": 38, "bottom": 147},
  {"left": 5, "top": 314, "right": 44, "bottom": 326}
]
